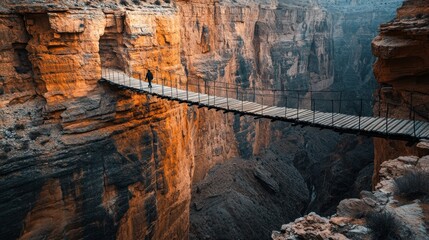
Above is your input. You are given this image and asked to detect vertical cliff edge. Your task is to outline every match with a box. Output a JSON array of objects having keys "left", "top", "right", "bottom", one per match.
[
  {"left": 372, "top": 0, "right": 429, "bottom": 184},
  {"left": 0, "top": 2, "right": 197, "bottom": 239}
]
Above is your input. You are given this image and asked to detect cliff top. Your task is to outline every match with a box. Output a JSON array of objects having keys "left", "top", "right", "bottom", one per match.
[
  {"left": 0, "top": 0, "right": 174, "bottom": 14},
  {"left": 398, "top": 0, "right": 429, "bottom": 18},
  {"left": 318, "top": 0, "right": 404, "bottom": 13}
]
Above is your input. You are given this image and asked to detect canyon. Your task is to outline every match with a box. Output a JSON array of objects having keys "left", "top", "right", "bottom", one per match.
[{"left": 0, "top": 0, "right": 426, "bottom": 240}]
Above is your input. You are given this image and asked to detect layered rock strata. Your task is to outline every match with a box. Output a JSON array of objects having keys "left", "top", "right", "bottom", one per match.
[
  {"left": 1, "top": 3, "right": 200, "bottom": 240},
  {"left": 178, "top": 0, "right": 334, "bottom": 93}
]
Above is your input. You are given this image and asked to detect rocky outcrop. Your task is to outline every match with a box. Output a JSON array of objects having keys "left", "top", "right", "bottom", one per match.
[
  {"left": 272, "top": 213, "right": 360, "bottom": 240},
  {"left": 272, "top": 144, "right": 429, "bottom": 240},
  {"left": 372, "top": 0, "right": 429, "bottom": 186}
]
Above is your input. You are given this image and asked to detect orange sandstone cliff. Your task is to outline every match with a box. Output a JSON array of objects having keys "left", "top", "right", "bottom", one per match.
[{"left": 0, "top": 2, "right": 235, "bottom": 239}]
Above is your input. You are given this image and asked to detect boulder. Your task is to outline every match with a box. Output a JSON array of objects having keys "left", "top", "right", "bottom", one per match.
[
  {"left": 337, "top": 199, "right": 374, "bottom": 218},
  {"left": 417, "top": 155, "right": 429, "bottom": 171},
  {"left": 397, "top": 156, "right": 419, "bottom": 165},
  {"left": 416, "top": 141, "right": 429, "bottom": 150}
]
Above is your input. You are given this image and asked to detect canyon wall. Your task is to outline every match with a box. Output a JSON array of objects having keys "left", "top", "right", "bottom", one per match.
[
  {"left": 176, "top": 0, "right": 338, "bottom": 184},
  {"left": 178, "top": 0, "right": 334, "bottom": 93},
  {"left": 0, "top": 4, "right": 199, "bottom": 239},
  {"left": 319, "top": 0, "right": 403, "bottom": 92},
  {"left": 372, "top": 0, "right": 429, "bottom": 184}
]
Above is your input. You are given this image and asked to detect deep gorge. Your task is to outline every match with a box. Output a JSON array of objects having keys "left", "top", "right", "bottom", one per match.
[{"left": 1, "top": 0, "right": 427, "bottom": 239}]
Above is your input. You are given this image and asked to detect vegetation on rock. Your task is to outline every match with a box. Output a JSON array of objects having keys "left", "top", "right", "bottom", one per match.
[
  {"left": 365, "top": 212, "right": 402, "bottom": 240},
  {"left": 394, "top": 170, "right": 429, "bottom": 200}
]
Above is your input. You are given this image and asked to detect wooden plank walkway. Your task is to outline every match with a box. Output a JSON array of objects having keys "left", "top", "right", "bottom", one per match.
[{"left": 101, "top": 69, "right": 429, "bottom": 141}]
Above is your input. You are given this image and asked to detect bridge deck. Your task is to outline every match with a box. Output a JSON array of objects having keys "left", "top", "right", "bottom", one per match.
[{"left": 101, "top": 68, "right": 429, "bottom": 141}]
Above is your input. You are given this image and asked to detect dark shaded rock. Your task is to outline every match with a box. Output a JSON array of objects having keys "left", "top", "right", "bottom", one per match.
[
  {"left": 200, "top": 25, "right": 210, "bottom": 53},
  {"left": 253, "top": 166, "right": 280, "bottom": 193},
  {"left": 190, "top": 156, "right": 309, "bottom": 240},
  {"left": 353, "top": 163, "right": 374, "bottom": 196}
]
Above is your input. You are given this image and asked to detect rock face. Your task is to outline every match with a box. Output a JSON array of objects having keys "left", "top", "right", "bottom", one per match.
[
  {"left": 319, "top": 0, "right": 403, "bottom": 91},
  {"left": 0, "top": 3, "right": 200, "bottom": 240},
  {"left": 178, "top": 0, "right": 334, "bottom": 93},
  {"left": 190, "top": 156, "right": 309, "bottom": 240},
  {"left": 371, "top": 0, "right": 429, "bottom": 186}
]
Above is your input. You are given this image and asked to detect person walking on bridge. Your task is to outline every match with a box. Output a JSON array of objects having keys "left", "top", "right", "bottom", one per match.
[{"left": 145, "top": 69, "right": 153, "bottom": 88}]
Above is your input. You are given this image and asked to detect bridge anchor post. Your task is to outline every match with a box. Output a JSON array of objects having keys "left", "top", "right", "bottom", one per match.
[
  {"left": 312, "top": 99, "right": 315, "bottom": 125},
  {"left": 297, "top": 92, "right": 300, "bottom": 120},
  {"left": 198, "top": 79, "right": 200, "bottom": 103},
  {"left": 284, "top": 96, "right": 288, "bottom": 119},
  {"left": 331, "top": 99, "right": 334, "bottom": 126},
  {"left": 213, "top": 80, "right": 216, "bottom": 106},
  {"left": 413, "top": 107, "right": 416, "bottom": 138},
  {"left": 226, "top": 83, "right": 229, "bottom": 110},
  {"left": 162, "top": 77, "right": 165, "bottom": 95},
  {"left": 385, "top": 102, "right": 389, "bottom": 134},
  {"left": 241, "top": 91, "right": 244, "bottom": 112},
  {"left": 359, "top": 99, "right": 362, "bottom": 130}
]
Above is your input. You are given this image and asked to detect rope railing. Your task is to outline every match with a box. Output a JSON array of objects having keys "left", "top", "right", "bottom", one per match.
[
  {"left": 101, "top": 68, "right": 429, "bottom": 140},
  {"left": 161, "top": 76, "right": 428, "bottom": 120}
]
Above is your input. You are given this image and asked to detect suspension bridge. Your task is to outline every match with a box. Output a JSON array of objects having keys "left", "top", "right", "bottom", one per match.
[{"left": 101, "top": 68, "right": 429, "bottom": 141}]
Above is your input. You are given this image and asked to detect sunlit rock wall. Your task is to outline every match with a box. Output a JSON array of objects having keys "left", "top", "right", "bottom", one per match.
[{"left": 0, "top": 4, "right": 202, "bottom": 240}]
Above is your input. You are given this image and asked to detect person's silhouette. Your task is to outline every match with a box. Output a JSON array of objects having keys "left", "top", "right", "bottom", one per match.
[{"left": 145, "top": 70, "right": 153, "bottom": 87}]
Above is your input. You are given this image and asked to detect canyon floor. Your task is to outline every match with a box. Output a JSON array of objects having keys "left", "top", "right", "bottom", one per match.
[{"left": 190, "top": 124, "right": 374, "bottom": 239}]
